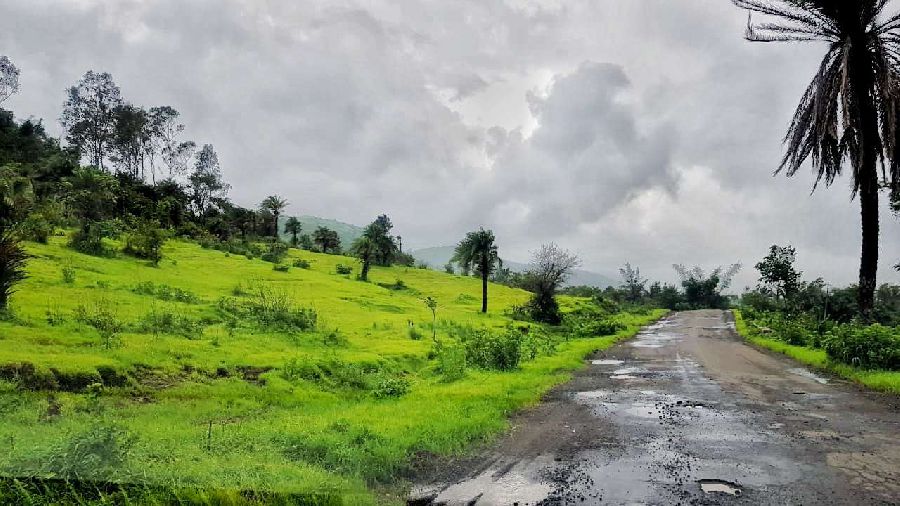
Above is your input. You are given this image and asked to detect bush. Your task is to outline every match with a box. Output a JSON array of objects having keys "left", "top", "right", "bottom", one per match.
[
  {"left": 434, "top": 342, "right": 467, "bottom": 381},
  {"left": 218, "top": 284, "right": 316, "bottom": 332},
  {"left": 293, "top": 258, "right": 311, "bottom": 269},
  {"left": 74, "top": 301, "right": 122, "bottom": 349},
  {"left": 61, "top": 264, "right": 76, "bottom": 284},
  {"left": 19, "top": 214, "right": 52, "bottom": 243},
  {"left": 69, "top": 223, "right": 106, "bottom": 256},
  {"left": 335, "top": 264, "right": 353, "bottom": 275},
  {"left": 261, "top": 241, "right": 288, "bottom": 264},
  {"left": 273, "top": 264, "right": 289, "bottom": 272},
  {"left": 408, "top": 326, "right": 424, "bottom": 340},
  {"left": 454, "top": 326, "right": 522, "bottom": 371},
  {"left": 132, "top": 281, "right": 199, "bottom": 304},
  {"left": 8, "top": 424, "right": 135, "bottom": 481},
  {"left": 823, "top": 324, "right": 900, "bottom": 370},
  {"left": 372, "top": 376, "right": 410, "bottom": 399},
  {"left": 138, "top": 308, "right": 204, "bottom": 339},
  {"left": 122, "top": 222, "right": 166, "bottom": 265}
]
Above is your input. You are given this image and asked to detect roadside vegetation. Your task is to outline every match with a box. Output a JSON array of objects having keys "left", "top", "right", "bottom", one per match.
[{"left": 736, "top": 245, "right": 900, "bottom": 393}]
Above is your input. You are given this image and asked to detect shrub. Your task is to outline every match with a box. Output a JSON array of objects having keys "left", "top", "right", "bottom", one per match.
[
  {"left": 293, "top": 258, "right": 311, "bottom": 269},
  {"left": 19, "top": 213, "right": 52, "bottom": 243},
  {"left": 132, "top": 281, "right": 199, "bottom": 304},
  {"left": 454, "top": 326, "right": 522, "bottom": 371},
  {"left": 335, "top": 264, "right": 353, "bottom": 275},
  {"left": 273, "top": 264, "right": 289, "bottom": 272},
  {"left": 123, "top": 222, "right": 166, "bottom": 265},
  {"left": 138, "top": 308, "right": 204, "bottom": 339},
  {"left": 823, "top": 324, "right": 900, "bottom": 370},
  {"left": 61, "top": 264, "right": 76, "bottom": 284},
  {"left": 372, "top": 376, "right": 410, "bottom": 399},
  {"left": 261, "top": 241, "right": 288, "bottom": 264},
  {"left": 219, "top": 285, "right": 316, "bottom": 332},
  {"left": 434, "top": 343, "right": 467, "bottom": 382},
  {"left": 69, "top": 222, "right": 112, "bottom": 256},
  {"left": 74, "top": 301, "right": 123, "bottom": 349},
  {"left": 408, "top": 326, "right": 424, "bottom": 341},
  {"left": 416, "top": 261, "right": 429, "bottom": 270},
  {"left": 9, "top": 423, "right": 135, "bottom": 481},
  {"left": 0, "top": 227, "right": 28, "bottom": 311}
]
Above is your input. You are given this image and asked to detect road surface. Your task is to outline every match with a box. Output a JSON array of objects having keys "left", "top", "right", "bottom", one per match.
[{"left": 410, "top": 310, "right": 900, "bottom": 505}]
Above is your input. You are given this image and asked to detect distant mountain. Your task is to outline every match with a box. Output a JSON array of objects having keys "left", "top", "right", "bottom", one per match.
[
  {"left": 279, "top": 215, "right": 364, "bottom": 249},
  {"left": 410, "top": 245, "right": 617, "bottom": 288}
]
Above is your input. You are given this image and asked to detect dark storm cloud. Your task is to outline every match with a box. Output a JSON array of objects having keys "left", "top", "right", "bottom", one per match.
[{"left": 0, "top": 0, "right": 897, "bottom": 288}]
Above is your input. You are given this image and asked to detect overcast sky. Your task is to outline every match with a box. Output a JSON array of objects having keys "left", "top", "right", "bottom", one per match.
[{"left": 2, "top": 0, "right": 899, "bottom": 288}]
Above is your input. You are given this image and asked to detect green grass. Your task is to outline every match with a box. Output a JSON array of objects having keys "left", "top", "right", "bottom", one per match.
[
  {"left": 0, "top": 235, "right": 664, "bottom": 504},
  {"left": 733, "top": 310, "right": 900, "bottom": 394}
]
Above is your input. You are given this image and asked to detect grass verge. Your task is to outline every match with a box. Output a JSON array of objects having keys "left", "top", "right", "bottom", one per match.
[{"left": 732, "top": 310, "right": 900, "bottom": 394}]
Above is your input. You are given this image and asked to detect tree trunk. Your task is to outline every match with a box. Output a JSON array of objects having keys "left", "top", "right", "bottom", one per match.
[
  {"left": 851, "top": 35, "right": 880, "bottom": 319},
  {"left": 481, "top": 253, "right": 488, "bottom": 313},
  {"left": 361, "top": 258, "right": 369, "bottom": 281}
]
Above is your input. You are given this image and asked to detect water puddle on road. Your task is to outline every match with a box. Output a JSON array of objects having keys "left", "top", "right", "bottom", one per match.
[
  {"left": 610, "top": 374, "right": 638, "bottom": 380},
  {"left": 787, "top": 368, "right": 828, "bottom": 384},
  {"left": 698, "top": 479, "right": 743, "bottom": 496},
  {"left": 591, "top": 359, "right": 624, "bottom": 366}
]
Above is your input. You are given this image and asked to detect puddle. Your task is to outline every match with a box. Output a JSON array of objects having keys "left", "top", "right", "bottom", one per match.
[
  {"left": 787, "top": 368, "right": 828, "bottom": 384},
  {"left": 592, "top": 359, "right": 624, "bottom": 366},
  {"left": 698, "top": 479, "right": 742, "bottom": 496},
  {"left": 610, "top": 374, "right": 638, "bottom": 380},
  {"left": 612, "top": 366, "right": 644, "bottom": 375},
  {"left": 573, "top": 390, "right": 609, "bottom": 402}
]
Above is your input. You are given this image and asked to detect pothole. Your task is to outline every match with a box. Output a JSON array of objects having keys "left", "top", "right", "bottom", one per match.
[
  {"left": 698, "top": 479, "right": 742, "bottom": 496},
  {"left": 787, "top": 367, "right": 828, "bottom": 384}
]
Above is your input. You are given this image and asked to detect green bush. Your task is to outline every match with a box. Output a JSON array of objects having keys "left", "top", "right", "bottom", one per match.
[
  {"left": 407, "top": 326, "right": 423, "bottom": 341},
  {"left": 292, "top": 258, "right": 311, "bottom": 269},
  {"left": 372, "top": 376, "right": 410, "bottom": 399},
  {"left": 8, "top": 424, "right": 135, "bottom": 481},
  {"left": 454, "top": 326, "right": 522, "bottom": 371},
  {"left": 218, "top": 285, "right": 316, "bottom": 332},
  {"left": 823, "top": 324, "right": 900, "bottom": 370},
  {"left": 60, "top": 265, "right": 76, "bottom": 285},
  {"left": 273, "top": 264, "right": 289, "bottom": 272},
  {"left": 69, "top": 223, "right": 107, "bottom": 256},
  {"left": 19, "top": 214, "right": 52, "bottom": 243},
  {"left": 122, "top": 222, "right": 166, "bottom": 265},
  {"left": 138, "top": 308, "right": 204, "bottom": 339},
  {"left": 434, "top": 342, "right": 467, "bottom": 381},
  {"left": 260, "top": 241, "right": 288, "bottom": 264},
  {"left": 335, "top": 264, "right": 352, "bottom": 275},
  {"left": 74, "top": 301, "right": 122, "bottom": 349},
  {"left": 132, "top": 281, "right": 199, "bottom": 304}
]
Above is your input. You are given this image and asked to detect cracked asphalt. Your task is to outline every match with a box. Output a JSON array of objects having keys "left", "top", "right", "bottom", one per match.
[{"left": 410, "top": 310, "right": 900, "bottom": 505}]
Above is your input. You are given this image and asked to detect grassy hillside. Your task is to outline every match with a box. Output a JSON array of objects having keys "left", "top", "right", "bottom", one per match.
[{"left": 0, "top": 236, "right": 662, "bottom": 504}]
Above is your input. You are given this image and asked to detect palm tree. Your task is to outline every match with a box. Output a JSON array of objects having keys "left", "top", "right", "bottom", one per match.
[
  {"left": 452, "top": 228, "right": 501, "bottom": 313},
  {"left": 259, "top": 195, "right": 288, "bottom": 239},
  {"left": 284, "top": 217, "right": 302, "bottom": 247},
  {"left": 735, "top": 0, "right": 900, "bottom": 317}
]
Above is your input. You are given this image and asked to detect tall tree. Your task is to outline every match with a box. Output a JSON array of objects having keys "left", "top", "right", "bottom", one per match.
[
  {"left": 0, "top": 56, "right": 20, "bottom": 104},
  {"left": 313, "top": 226, "right": 341, "bottom": 254},
  {"left": 452, "top": 228, "right": 501, "bottom": 313},
  {"left": 350, "top": 234, "right": 374, "bottom": 281},
  {"left": 367, "top": 214, "right": 399, "bottom": 265},
  {"left": 735, "top": 0, "right": 900, "bottom": 317},
  {"left": 756, "top": 244, "right": 802, "bottom": 300},
  {"left": 61, "top": 71, "right": 123, "bottom": 171},
  {"left": 619, "top": 262, "right": 647, "bottom": 303},
  {"left": 259, "top": 195, "right": 288, "bottom": 239},
  {"left": 284, "top": 217, "right": 302, "bottom": 247},
  {"left": 110, "top": 104, "right": 150, "bottom": 178},
  {"left": 146, "top": 106, "right": 187, "bottom": 182},
  {"left": 188, "top": 144, "right": 229, "bottom": 217}
]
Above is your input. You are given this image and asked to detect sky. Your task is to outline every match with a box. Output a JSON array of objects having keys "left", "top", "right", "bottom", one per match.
[{"left": 1, "top": 0, "right": 899, "bottom": 289}]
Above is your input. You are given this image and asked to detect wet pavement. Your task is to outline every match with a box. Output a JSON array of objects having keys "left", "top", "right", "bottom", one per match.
[{"left": 410, "top": 310, "right": 900, "bottom": 505}]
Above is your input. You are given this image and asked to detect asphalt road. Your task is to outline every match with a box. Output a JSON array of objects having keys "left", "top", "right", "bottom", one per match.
[{"left": 410, "top": 310, "right": 900, "bottom": 505}]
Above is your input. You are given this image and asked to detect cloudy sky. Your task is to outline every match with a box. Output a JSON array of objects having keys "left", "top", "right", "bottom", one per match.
[{"left": 2, "top": 0, "right": 899, "bottom": 288}]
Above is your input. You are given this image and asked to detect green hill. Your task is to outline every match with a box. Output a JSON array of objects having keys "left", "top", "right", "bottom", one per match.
[
  {"left": 278, "top": 215, "right": 364, "bottom": 248},
  {"left": 0, "top": 236, "right": 661, "bottom": 503}
]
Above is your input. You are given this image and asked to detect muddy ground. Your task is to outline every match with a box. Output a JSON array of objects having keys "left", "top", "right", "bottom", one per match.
[{"left": 409, "top": 310, "right": 900, "bottom": 505}]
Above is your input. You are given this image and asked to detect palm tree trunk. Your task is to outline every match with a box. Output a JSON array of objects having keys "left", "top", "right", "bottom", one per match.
[
  {"left": 851, "top": 37, "right": 880, "bottom": 318},
  {"left": 482, "top": 269, "right": 488, "bottom": 313}
]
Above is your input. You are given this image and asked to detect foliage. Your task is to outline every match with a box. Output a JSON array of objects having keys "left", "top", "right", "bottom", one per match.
[
  {"left": 74, "top": 300, "right": 123, "bottom": 349},
  {"left": 122, "top": 221, "right": 166, "bottom": 265},
  {"left": 673, "top": 263, "right": 740, "bottom": 309},
  {"left": 335, "top": 264, "right": 353, "bottom": 275},
  {"left": 0, "top": 55, "right": 19, "bottom": 104},
  {"left": 756, "top": 244, "right": 801, "bottom": 300},
  {"left": 451, "top": 325, "right": 523, "bottom": 371},
  {"left": 313, "top": 226, "right": 341, "bottom": 254},
  {"left": 292, "top": 258, "right": 311, "bottom": 269},
  {"left": 372, "top": 376, "right": 410, "bottom": 399},
  {"left": 132, "top": 281, "right": 199, "bottom": 304},
  {"left": 260, "top": 240, "right": 288, "bottom": 264},
  {"left": 138, "top": 307, "right": 204, "bottom": 338},
  {"left": 218, "top": 284, "right": 317, "bottom": 332},
  {"left": 8, "top": 423, "right": 135, "bottom": 481},
  {"left": 0, "top": 225, "right": 27, "bottom": 310},
  {"left": 526, "top": 243, "right": 580, "bottom": 324},
  {"left": 284, "top": 216, "right": 302, "bottom": 247},
  {"left": 60, "top": 71, "right": 123, "bottom": 170},
  {"left": 823, "top": 324, "right": 900, "bottom": 370},
  {"left": 260, "top": 195, "right": 288, "bottom": 238},
  {"left": 619, "top": 262, "right": 647, "bottom": 302}
]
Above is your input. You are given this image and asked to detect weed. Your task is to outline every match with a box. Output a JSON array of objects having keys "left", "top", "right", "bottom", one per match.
[
  {"left": 61, "top": 265, "right": 76, "bottom": 285},
  {"left": 74, "top": 300, "right": 123, "bottom": 349},
  {"left": 8, "top": 423, "right": 136, "bottom": 481}
]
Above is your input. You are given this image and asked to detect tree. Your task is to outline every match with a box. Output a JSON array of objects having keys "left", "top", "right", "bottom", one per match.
[
  {"left": 63, "top": 167, "right": 118, "bottom": 254},
  {"left": 673, "top": 264, "right": 741, "bottom": 310},
  {"left": 146, "top": 106, "right": 191, "bottom": 181},
  {"left": 284, "top": 217, "right": 302, "bottom": 247},
  {"left": 735, "top": 1, "right": 900, "bottom": 317},
  {"left": 756, "top": 244, "right": 802, "bottom": 300},
  {"left": 0, "top": 56, "right": 20, "bottom": 104},
  {"left": 313, "top": 226, "right": 341, "bottom": 254},
  {"left": 188, "top": 144, "right": 229, "bottom": 217},
  {"left": 61, "top": 71, "right": 123, "bottom": 170},
  {"left": 619, "top": 262, "right": 647, "bottom": 303},
  {"left": 350, "top": 235, "right": 374, "bottom": 281},
  {"left": 366, "top": 214, "right": 399, "bottom": 265},
  {"left": 527, "top": 243, "right": 580, "bottom": 324},
  {"left": 452, "top": 228, "right": 501, "bottom": 313},
  {"left": 110, "top": 104, "right": 150, "bottom": 178},
  {"left": 259, "top": 195, "right": 288, "bottom": 239}
]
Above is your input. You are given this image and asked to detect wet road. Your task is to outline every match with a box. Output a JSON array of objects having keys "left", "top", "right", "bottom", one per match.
[{"left": 411, "top": 310, "right": 900, "bottom": 505}]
